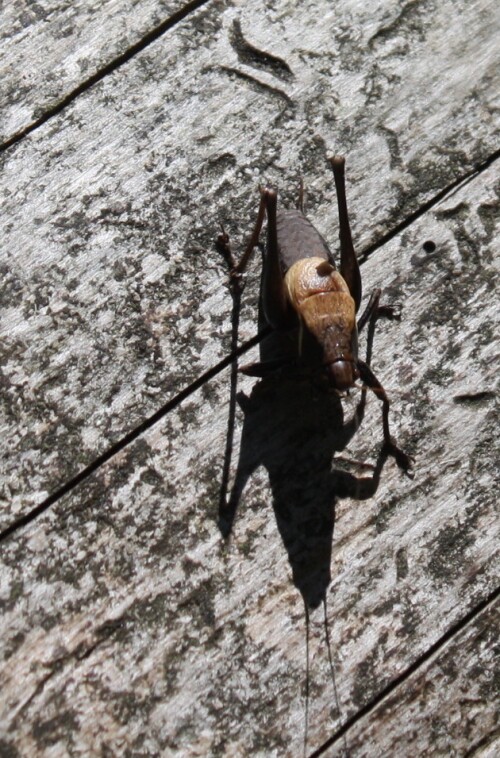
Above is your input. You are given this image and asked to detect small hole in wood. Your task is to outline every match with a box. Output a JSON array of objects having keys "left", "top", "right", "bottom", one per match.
[{"left": 422, "top": 240, "right": 436, "bottom": 253}]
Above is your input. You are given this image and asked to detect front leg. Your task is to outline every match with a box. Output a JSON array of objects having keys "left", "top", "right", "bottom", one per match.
[
  {"left": 216, "top": 187, "right": 271, "bottom": 295},
  {"left": 216, "top": 189, "right": 292, "bottom": 335},
  {"left": 357, "top": 359, "right": 414, "bottom": 476}
]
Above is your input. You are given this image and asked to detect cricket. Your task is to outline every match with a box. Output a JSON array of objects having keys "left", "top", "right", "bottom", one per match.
[{"left": 217, "top": 156, "right": 413, "bottom": 475}]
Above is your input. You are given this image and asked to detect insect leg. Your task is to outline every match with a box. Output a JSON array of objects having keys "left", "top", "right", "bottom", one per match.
[
  {"left": 358, "top": 289, "right": 402, "bottom": 332},
  {"left": 261, "top": 189, "right": 295, "bottom": 330},
  {"left": 357, "top": 359, "right": 414, "bottom": 476},
  {"left": 216, "top": 187, "right": 270, "bottom": 279},
  {"left": 329, "top": 156, "right": 362, "bottom": 311}
]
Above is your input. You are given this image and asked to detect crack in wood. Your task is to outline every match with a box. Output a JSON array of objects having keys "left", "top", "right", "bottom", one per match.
[
  {"left": 229, "top": 19, "right": 294, "bottom": 82},
  {"left": 1, "top": 150, "right": 498, "bottom": 542},
  {"left": 359, "top": 148, "right": 500, "bottom": 263},
  {"left": 0, "top": 328, "right": 268, "bottom": 543},
  {"left": 308, "top": 585, "right": 500, "bottom": 757},
  {"left": 0, "top": 0, "right": 212, "bottom": 153},
  {"left": 218, "top": 65, "right": 295, "bottom": 107},
  {"left": 453, "top": 391, "right": 496, "bottom": 404}
]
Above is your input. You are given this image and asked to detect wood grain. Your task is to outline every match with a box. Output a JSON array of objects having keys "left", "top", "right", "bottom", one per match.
[
  {"left": 0, "top": 0, "right": 194, "bottom": 144},
  {"left": 1, "top": 165, "right": 497, "bottom": 755},
  {"left": 0, "top": 0, "right": 498, "bottom": 755},
  {"left": 322, "top": 596, "right": 499, "bottom": 756},
  {"left": 1, "top": 0, "right": 498, "bottom": 525}
]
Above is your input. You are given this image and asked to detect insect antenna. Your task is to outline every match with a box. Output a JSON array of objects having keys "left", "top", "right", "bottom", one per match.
[
  {"left": 323, "top": 597, "right": 349, "bottom": 757},
  {"left": 303, "top": 602, "right": 311, "bottom": 758}
]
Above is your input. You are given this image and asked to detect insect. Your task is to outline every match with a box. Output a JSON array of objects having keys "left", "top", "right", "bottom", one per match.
[{"left": 217, "top": 156, "right": 413, "bottom": 475}]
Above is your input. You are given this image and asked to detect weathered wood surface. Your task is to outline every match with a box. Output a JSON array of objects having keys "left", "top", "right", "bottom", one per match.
[
  {"left": 323, "top": 596, "right": 499, "bottom": 756},
  {"left": 1, "top": 0, "right": 499, "bottom": 526},
  {"left": 1, "top": 165, "right": 498, "bottom": 754},
  {"left": 0, "top": 0, "right": 193, "bottom": 145},
  {"left": 0, "top": 0, "right": 499, "bottom": 755}
]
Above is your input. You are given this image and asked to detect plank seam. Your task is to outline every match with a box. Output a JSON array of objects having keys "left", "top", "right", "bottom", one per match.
[
  {"left": 0, "top": 0, "right": 212, "bottom": 153},
  {"left": 0, "top": 328, "right": 268, "bottom": 543},
  {"left": 359, "top": 148, "right": 500, "bottom": 263},
  {"left": 1, "top": 149, "right": 498, "bottom": 540},
  {"left": 308, "top": 585, "right": 500, "bottom": 757}
]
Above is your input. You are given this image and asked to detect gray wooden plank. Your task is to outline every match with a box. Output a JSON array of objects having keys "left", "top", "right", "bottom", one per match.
[
  {"left": 1, "top": 0, "right": 498, "bottom": 528},
  {"left": 0, "top": 165, "right": 497, "bottom": 755},
  {"left": 1, "top": 2, "right": 496, "bottom": 525},
  {"left": 0, "top": 0, "right": 194, "bottom": 144},
  {"left": 323, "top": 596, "right": 499, "bottom": 757}
]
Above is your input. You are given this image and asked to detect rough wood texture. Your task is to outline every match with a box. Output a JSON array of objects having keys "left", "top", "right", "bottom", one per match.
[
  {"left": 0, "top": 0, "right": 191, "bottom": 144},
  {"left": 0, "top": 0, "right": 499, "bottom": 756},
  {"left": 1, "top": 167, "right": 498, "bottom": 754},
  {"left": 1, "top": 0, "right": 498, "bottom": 525},
  {"left": 323, "top": 597, "right": 499, "bottom": 756}
]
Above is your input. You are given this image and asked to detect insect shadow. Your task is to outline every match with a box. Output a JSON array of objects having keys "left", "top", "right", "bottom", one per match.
[
  {"left": 215, "top": 160, "right": 407, "bottom": 755},
  {"left": 216, "top": 156, "right": 410, "bottom": 608},
  {"left": 218, "top": 285, "right": 390, "bottom": 610}
]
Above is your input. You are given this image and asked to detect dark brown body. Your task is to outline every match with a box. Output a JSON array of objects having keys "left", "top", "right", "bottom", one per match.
[
  {"left": 273, "top": 209, "right": 359, "bottom": 390},
  {"left": 276, "top": 209, "right": 332, "bottom": 271},
  {"left": 218, "top": 156, "right": 413, "bottom": 474}
]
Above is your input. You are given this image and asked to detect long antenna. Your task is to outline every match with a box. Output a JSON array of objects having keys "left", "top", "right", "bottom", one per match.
[
  {"left": 323, "top": 597, "right": 349, "bottom": 757},
  {"left": 304, "top": 603, "right": 311, "bottom": 757}
]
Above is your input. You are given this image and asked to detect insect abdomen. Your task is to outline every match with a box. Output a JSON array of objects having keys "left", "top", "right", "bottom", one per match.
[
  {"left": 276, "top": 210, "right": 333, "bottom": 272},
  {"left": 284, "top": 257, "right": 356, "bottom": 359}
]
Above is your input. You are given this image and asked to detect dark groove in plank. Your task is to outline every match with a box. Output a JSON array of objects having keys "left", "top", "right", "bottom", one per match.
[
  {"left": 359, "top": 148, "right": 500, "bottom": 263},
  {"left": 218, "top": 65, "right": 294, "bottom": 107},
  {"left": 0, "top": 328, "right": 269, "bottom": 543},
  {"left": 229, "top": 19, "right": 294, "bottom": 81},
  {"left": 0, "top": 0, "right": 211, "bottom": 153},
  {"left": 2, "top": 148, "right": 498, "bottom": 542},
  {"left": 308, "top": 585, "right": 500, "bottom": 757}
]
